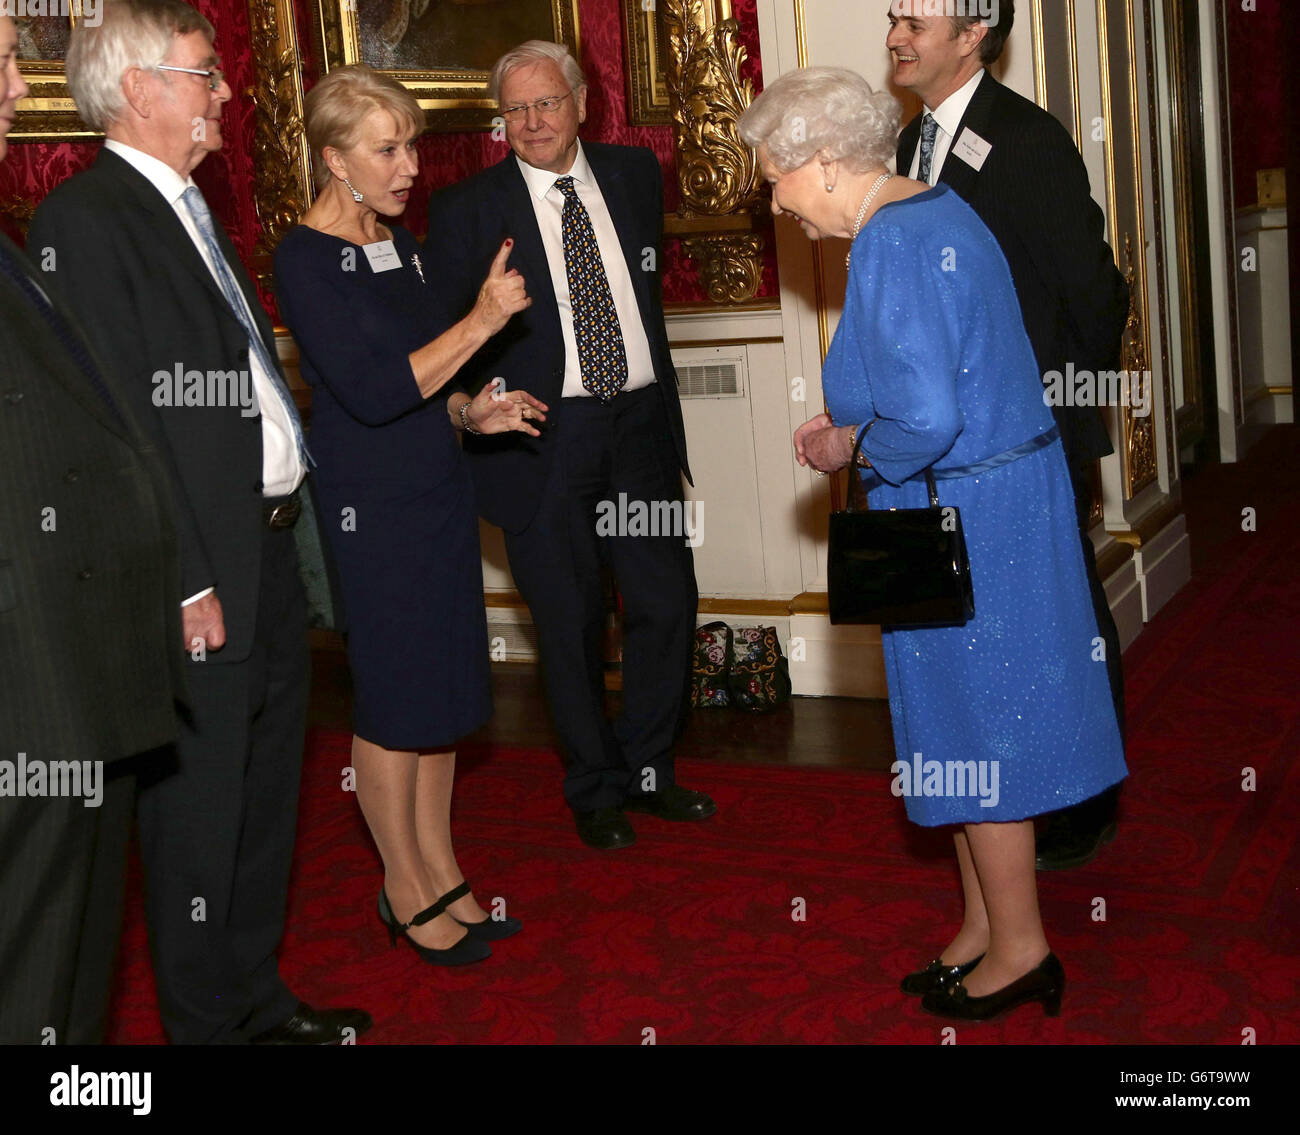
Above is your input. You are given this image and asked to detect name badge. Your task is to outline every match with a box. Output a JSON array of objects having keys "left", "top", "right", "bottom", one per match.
[
  {"left": 952, "top": 127, "right": 992, "bottom": 172},
  {"left": 363, "top": 240, "right": 403, "bottom": 273}
]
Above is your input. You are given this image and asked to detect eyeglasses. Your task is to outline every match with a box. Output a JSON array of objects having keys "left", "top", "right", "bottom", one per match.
[
  {"left": 155, "top": 64, "right": 225, "bottom": 92},
  {"left": 500, "top": 91, "right": 572, "bottom": 122}
]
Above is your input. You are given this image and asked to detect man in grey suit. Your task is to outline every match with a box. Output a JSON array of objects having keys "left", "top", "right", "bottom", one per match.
[{"left": 0, "top": 11, "right": 180, "bottom": 1044}]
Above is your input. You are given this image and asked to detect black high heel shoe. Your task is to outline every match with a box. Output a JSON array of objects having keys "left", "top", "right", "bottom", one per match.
[
  {"left": 449, "top": 879, "right": 524, "bottom": 943},
  {"left": 900, "top": 954, "right": 984, "bottom": 995},
  {"left": 920, "top": 953, "right": 1065, "bottom": 1020},
  {"left": 377, "top": 887, "right": 491, "bottom": 967}
]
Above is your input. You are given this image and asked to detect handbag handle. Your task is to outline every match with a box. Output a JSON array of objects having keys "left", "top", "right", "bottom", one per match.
[{"left": 846, "top": 422, "right": 941, "bottom": 512}]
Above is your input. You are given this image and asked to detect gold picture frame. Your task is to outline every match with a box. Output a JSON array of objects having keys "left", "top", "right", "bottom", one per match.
[
  {"left": 314, "top": 0, "right": 580, "bottom": 132},
  {"left": 11, "top": 15, "right": 96, "bottom": 141},
  {"left": 622, "top": 0, "right": 670, "bottom": 125}
]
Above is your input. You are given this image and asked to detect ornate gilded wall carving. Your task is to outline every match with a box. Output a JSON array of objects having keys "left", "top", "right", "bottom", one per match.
[
  {"left": 248, "top": 0, "right": 313, "bottom": 290},
  {"left": 1122, "top": 234, "right": 1158, "bottom": 497},
  {"left": 662, "top": 0, "right": 765, "bottom": 304}
]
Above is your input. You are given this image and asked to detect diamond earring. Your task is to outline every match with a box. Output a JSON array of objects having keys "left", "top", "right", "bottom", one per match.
[{"left": 344, "top": 177, "right": 363, "bottom": 203}]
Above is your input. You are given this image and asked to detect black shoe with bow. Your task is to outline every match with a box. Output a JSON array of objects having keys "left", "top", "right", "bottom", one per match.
[
  {"left": 900, "top": 954, "right": 984, "bottom": 995},
  {"left": 920, "top": 953, "right": 1065, "bottom": 1021}
]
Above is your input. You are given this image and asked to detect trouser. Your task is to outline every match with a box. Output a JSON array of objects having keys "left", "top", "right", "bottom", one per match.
[
  {"left": 504, "top": 385, "right": 698, "bottom": 812},
  {"left": 136, "top": 525, "right": 309, "bottom": 1043},
  {"left": 0, "top": 761, "right": 136, "bottom": 1044}
]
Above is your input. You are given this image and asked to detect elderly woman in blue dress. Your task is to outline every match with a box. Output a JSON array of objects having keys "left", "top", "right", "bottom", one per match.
[
  {"left": 275, "top": 66, "right": 547, "bottom": 968},
  {"left": 740, "top": 68, "right": 1126, "bottom": 1021}
]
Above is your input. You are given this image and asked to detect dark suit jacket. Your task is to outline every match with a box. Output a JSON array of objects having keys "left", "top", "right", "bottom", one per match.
[
  {"left": 0, "top": 233, "right": 182, "bottom": 764},
  {"left": 424, "top": 142, "right": 691, "bottom": 533},
  {"left": 29, "top": 149, "right": 285, "bottom": 662},
  {"left": 898, "top": 71, "right": 1129, "bottom": 465}
]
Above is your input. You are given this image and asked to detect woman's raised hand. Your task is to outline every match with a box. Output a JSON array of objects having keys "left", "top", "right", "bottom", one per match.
[
  {"left": 465, "top": 378, "right": 549, "bottom": 438},
  {"left": 472, "top": 239, "right": 532, "bottom": 336}
]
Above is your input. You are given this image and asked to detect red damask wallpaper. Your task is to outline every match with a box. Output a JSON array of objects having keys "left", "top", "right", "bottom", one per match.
[
  {"left": 0, "top": 0, "right": 775, "bottom": 315},
  {"left": 1223, "top": 0, "right": 1285, "bottom": 208}
]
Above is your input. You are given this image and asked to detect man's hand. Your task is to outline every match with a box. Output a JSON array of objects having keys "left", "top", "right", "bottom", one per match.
[{"left": 182, "top": 592, "right": 226, "bottom": 654}]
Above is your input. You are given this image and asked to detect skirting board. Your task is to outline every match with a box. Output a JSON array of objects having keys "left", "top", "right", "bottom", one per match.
[
  {"left": 1103, "top": 550, "right": 1145, "bottom": 652},
  {"left": 1133, "top": 513, "right": 1192, "bottom": 624}
]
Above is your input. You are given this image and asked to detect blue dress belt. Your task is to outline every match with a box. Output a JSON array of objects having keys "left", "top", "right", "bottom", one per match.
[{"left": 928, "top": 424, "right": 1061, "bottom": 480}]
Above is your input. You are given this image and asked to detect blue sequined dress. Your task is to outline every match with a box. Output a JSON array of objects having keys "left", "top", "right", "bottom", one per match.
[{"left": 822, "top": 185, "right": 1126, "bottom": 825}]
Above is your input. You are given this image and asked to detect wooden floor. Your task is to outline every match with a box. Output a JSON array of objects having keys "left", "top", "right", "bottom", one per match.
[
  {"left": 308, "top": 656, "right": 896, "bottom": 773},
  {"left": 307, "top": 426, "right": 1297, "bottom": 780}
]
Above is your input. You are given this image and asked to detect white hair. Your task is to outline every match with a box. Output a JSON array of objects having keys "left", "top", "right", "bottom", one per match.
[
  {"left": 738, "top": 67, "right": 901, "bottom": 175},
  {"left": 68, "top": 0, "right": 214, "bottom": 132},
  {"left": 489, "top": 40, "right": 586, "bottom": 105}
]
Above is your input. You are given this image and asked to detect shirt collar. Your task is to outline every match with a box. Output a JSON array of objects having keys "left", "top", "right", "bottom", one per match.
[
  {"left": 104, "top": 138, "right": 197, "bottom": 207},
  {"left": 515, "top": 139, "right": 593, "bottom": 202},
  {"left": 925, "top": 68, "right": 986, "bottom": 139}
]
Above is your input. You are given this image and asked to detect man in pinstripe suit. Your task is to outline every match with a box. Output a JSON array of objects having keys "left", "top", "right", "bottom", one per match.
[
  {"left": 888, "top": 0, "right": 1131, "bottom": 870},
  {"left": 0, "top": 11, "right": 182, "bottom": 1043}
]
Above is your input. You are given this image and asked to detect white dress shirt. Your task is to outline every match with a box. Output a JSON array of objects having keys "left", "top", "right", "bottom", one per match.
[
  {"left": 105, "top": 140, "right": 305, "bottom": 498},
  {"left": 515, "top": 142, "right": 657, "bottom": 398},
  {"left": 907, "top": 68, "right": 986, "bottom": 185}
]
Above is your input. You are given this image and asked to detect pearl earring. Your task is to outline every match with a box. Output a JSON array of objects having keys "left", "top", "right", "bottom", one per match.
[
  {"left": 825, "top": 182, "right": 834, "bottom": 193},
  {"left": 344, "top": 177, "right": 363, "bottom": 203}
]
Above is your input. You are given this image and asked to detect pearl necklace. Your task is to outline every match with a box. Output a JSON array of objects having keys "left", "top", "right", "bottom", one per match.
[{"left": 846, "top": 172, "right": 893, "bottom": 268}]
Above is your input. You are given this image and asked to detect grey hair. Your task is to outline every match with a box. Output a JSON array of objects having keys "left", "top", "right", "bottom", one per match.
[
  {"left": 738, "top": 67, "right": 901, "bottom": 176},
  {"left": 489, "top": 40, "right": 586, "bottom": 105},
  {"left": 68, "top": 0, "right": 214, "bottom": 132}
]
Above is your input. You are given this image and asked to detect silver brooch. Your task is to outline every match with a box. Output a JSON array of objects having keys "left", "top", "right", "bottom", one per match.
[{"left": 411, "top": 253, "right": 425, "bottom": 283}]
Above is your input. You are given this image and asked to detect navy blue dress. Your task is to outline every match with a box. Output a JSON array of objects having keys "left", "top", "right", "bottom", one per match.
[
  {"left": 822, "top": 186, "right": 1127, "bottom": 825},
  {"left": 274, "top": 224, "right": 491, "bottom": 750}
]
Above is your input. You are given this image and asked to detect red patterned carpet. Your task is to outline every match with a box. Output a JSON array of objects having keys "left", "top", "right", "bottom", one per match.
[{"left": 108, "top": 430, "right": 1300, "bottom": 1044}]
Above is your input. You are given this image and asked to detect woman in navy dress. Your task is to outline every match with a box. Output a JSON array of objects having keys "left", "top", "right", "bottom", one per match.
[
  {"left": 741, "top": 68, "right": 1126, "bottom": 1020},
  {"left": 275, "top": 66, "right": 546, "bottom": 967}
]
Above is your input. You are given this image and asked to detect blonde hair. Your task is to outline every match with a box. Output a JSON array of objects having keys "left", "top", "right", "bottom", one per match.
[{"left": 305, "top": 65, "right": 424, "bottom": 190}]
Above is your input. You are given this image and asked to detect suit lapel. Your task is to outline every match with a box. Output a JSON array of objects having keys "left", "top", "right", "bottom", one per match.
[
  {"left": 585, "top": 145, "right": 654, "bottom": 335},
  {"left": 97, "top": 150, "right": 271, "bottom": 355},
  {"left": 497, "top": 156, "right": 560, "bottom": 323},
  {"left": 937, "top": 70, "right": 998, "bottom": 202},
  {"left": 898, "top": 116, "right": 920, "bottom": 175}
]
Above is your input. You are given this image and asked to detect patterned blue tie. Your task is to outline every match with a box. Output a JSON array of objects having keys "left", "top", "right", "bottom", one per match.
[
  {"left": 554, "top": 176, "right": 627, "bottom": 402},
  {"left": 0, "top": 241, "right": 128, "bottom": 430},
  {"left": 918, "top": 113, "right": 939, "bottom": 184},
  {"left": 180, "top": 186, "right": 308, "bottom": 462}
]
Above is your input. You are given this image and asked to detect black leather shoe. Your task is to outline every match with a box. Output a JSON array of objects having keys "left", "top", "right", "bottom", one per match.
[
  {"left": 1035, "top": 816, "right": 1118, "bottom": 871},
  {"left": 249, "top": 1001, "right": 373, "bottom": 1045},
  {"left": 920, "top": 953, "right": 1065, "bottom": 1021},
  {"left": 623, "top": 783, "right": 717, "bottom": 821},
  {"left": 456, "top": 912, "right": 523, "bottom": 942},
  {"left": 900, "top": 954, "right": 984, "bottom": 995},
  {"left": 575, "top": 806, "right": 636, "bottom": 849}
]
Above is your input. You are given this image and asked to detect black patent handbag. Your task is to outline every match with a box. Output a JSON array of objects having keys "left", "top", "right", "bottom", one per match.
[{"left": 827, "top": 428, "right": 975, "bottom": 627}]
